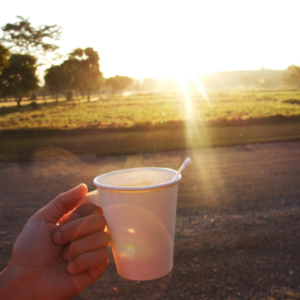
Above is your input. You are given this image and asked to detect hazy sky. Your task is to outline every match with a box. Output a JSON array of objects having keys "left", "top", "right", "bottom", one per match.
[{"left": 1, "top": 0, "right": 300, "bottom": 79}]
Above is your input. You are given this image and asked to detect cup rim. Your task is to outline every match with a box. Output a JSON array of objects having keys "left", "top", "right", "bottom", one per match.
[{"left": 93, "top": 167, "right": 181, "bottom": 191}]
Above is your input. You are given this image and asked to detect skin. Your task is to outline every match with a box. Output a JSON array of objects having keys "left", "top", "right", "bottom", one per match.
[{"left": 0, "top": 184, "right": 109, "bottom": 300}]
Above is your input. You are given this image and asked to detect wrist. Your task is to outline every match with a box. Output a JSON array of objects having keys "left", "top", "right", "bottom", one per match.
[{"left": 0, "top": 263, "right": 35, "bottom": 300}]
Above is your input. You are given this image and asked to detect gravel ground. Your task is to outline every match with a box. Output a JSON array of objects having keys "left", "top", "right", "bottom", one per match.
[{"left": 0, "top": 141, "right": 300, "bottom": 299}]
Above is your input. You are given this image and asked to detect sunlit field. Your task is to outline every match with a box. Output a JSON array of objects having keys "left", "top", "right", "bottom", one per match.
[
  {"left": 1, "top": 89, "right": 300, "bottom": 162},
  {"left": 1, "top": 90, "right": 300, "bottom": 130}
]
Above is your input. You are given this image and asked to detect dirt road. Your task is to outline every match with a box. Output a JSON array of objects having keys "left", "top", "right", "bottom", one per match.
[{"left": 0, "top": 141, "right": 300, "bottom": 299}]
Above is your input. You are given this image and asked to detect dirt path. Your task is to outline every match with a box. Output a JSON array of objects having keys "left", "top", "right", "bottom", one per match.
[{"left": 0, "top": 141, "right": 300, "bottom": 299}]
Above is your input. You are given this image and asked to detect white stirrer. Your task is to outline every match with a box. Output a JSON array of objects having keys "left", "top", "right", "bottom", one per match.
[{"left": 172, "top": 158, "right": 191, "bottom": 181}]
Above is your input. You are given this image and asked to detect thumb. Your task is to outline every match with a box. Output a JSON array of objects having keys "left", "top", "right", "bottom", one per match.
[{"left": 33, "top": 184, "right": 88, "bottom": 224}]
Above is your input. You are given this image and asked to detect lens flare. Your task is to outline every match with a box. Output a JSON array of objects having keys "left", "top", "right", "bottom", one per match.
[
  {"left": 191, "top": 76, "right": 212, "bottom": 107},
  {"left": 120, "top": 244, "right": 135, "bottom": 259},
  {"left": 177, "top": 70, "right": 211, "bottom": 122},
  {"left": 180, "top": 77, "right": 193, "bottom": 119},
  {"left": 177, "top": 71, "right": 220, "bottom": 198}
]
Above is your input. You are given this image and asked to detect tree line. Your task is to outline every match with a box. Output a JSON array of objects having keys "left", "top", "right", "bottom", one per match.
[
  {"left": 0, "top": 17, "right": 133, "bottom": 106},
  {"left": 2, "top": 17, "right": 300, "bottom": 107},
  {"left": 281, "top": 65, "right": 300, "bottom": 88}
]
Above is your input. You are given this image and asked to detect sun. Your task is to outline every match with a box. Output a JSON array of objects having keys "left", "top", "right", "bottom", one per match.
[{"left": 172, "top": 65, "right": 211, "bottom": 109}]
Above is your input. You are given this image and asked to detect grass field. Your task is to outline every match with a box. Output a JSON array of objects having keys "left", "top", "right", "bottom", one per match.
[
  {"left": 1, "top": 90, "right": 300, "bottom": 162},
  {"left": 1, "top": 90, "right": 300, "bottom": 130}
]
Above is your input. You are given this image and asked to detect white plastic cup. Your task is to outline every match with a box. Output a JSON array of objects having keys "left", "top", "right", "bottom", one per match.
[{"left": 82, "top": 167, "right": 181, "bottom": 281}]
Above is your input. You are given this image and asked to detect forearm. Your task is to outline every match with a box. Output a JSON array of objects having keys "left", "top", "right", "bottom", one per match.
[{"left": 0, "top": 264, "right": 34, "bottom": 300}]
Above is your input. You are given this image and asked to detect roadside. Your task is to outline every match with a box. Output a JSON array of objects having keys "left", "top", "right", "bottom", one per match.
[
  {"left": 1, "top": 121, "right": 300, "bottom": 162},
  {"left": 1, "top": 141, "right": 299, "bottom": 299}
]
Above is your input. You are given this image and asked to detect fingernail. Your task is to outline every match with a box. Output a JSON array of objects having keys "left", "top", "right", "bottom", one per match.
[
  {"left": 69, "top": 213, "right": 80, "bottom": 222},
  {"left": 67, "top": 262, "right": 75, "bottom": 273},
  {"left": 55, "top": 222, "right": 63, "bottom": 229},
  {"left": 77, "top": 183, "right": 87, "bottom": 190},
  {"left": 53, "top": 231, "right": 62, "bottom": 243}
]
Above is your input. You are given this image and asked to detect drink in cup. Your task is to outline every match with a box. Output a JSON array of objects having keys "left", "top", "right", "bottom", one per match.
[{"left": 80, "top": 167, "right": 181, "bottom": 281}]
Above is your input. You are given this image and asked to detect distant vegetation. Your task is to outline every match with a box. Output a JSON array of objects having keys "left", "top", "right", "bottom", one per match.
[
  {"left": 45, "top": 47, "right": 104, "bottom": 102},
  {"left": 1, "top": 16, "right": 300, "bottom": 111},
  {"left": 124, "top": 70, "right": 285, "bottom": 94},
  {"left": 0, "top": 17, "right": 133, "bottom": 106}
]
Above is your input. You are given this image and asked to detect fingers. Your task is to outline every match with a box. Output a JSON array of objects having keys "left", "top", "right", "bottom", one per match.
[
  {"left": 71, "top": 203, "right": 103, "bottom": 218},
  {"left": 66, "top": 248, "right": 109, "bottom": 275},
  {"left": 63, "top": 231, "right": 109, "bottom": 262},
  {"left": 68, "top": 204, "right": 109, "bottom": 245},
  {"left": 52, "top": 201, "right": 109, "bottom": 277},
  {"left": 58, "top": 203, "right": 103, "bottom": 226},
  {"left": 34, "top": 184, "right": 87, "bottom": 224},
  {"left": 53, "top": 214, "right": 106, "bottom": 245},
  {"left": 87, "top": 264, "right": 109, "bottom": 283},
  {"left": 58, "top": 210, "right": 73, "bottom": 226}
]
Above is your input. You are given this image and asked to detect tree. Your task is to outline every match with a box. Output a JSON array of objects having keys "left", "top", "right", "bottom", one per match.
[
  {"left": 61, "top": 58, "right": 82, "bottom": 97},
  {"left": 282, "top": 65, "right": 300, "bottom": 87},
  {"left": 0, "top": 54, "right": 39, "bottom": 106},
  {"left": 1, "top": 16, "right": 61, "bottom": 56},
  {"left": 0, "top": 44, "right": 9, "bottom": 100},
  {"left": 44, "top": 47, "right": 104, "bottom": 102},
  {"left": 44, "top": 64, "right": 70, "bottom": 103},
  {"left": 105, "top": 75, "right": 133, "bottom": 96},
  {"left": 0, "top": 44, "right": 9, "bottom": 72},
  {"left": 67, "top": 47, "right": 104, "bottom": 101}
]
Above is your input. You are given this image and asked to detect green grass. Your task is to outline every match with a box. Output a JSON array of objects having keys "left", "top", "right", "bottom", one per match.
[
  {"left": 1, "top": 90, "right": 300, "bottom": 162},
  {"left": 1, "top": 90, "right": 300, "bottom": 130}
]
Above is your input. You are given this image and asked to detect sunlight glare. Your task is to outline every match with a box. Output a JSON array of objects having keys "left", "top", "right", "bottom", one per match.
[
  {"left": 175, "top": 64, "right": 211, "bottom": 120},
  {"left": 191, "top": 76, "right": 212, "bottom": 107},
  {"left": 180, "top": 76, "right": 193, "bottom": 119}
]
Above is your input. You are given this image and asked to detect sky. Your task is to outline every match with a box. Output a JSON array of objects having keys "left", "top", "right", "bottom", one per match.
[{"left": 1, "top": 0, "right": 300, "bottom": 80}]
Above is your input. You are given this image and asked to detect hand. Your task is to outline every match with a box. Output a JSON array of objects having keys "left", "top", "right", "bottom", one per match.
[{"left": 0, "top": 184, "right": 109, "bottom": 300}]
